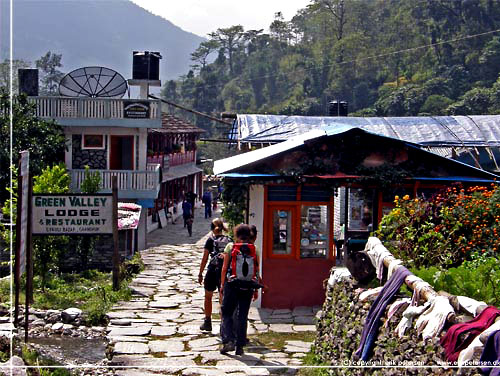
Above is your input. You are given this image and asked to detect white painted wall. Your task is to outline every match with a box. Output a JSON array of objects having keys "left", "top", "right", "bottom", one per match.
[
  {"left": 65, "top": 134, "right": 72, "bottom": 167},
  {"left": 248, "top": 184, "right": 264, "bottom": 308},
  {"left": 137, "top": 128, "right": 148, "bottom": 170}
]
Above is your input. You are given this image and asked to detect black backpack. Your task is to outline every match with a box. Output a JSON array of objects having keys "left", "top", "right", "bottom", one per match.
[{"left": 208, "top": 235, "right": 230, "bottom": 270}]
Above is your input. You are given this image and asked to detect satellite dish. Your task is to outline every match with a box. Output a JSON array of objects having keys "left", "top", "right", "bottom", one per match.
[{"left": 59, "top": 66, "right": 128, "bottom": 98}]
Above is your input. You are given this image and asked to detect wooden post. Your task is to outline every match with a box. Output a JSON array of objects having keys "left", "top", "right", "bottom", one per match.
[
  {"left": 14, "top": 166, "right": 23, "bottom": 328},
  {"left": 112, "top": 176, "right": 120, "bottom": 291},
  {"left": 27, "top": 175, "right": 33, "bottom": 304},
  {"left": 24, "top": 176, "right": 33, "bottom": 342}
]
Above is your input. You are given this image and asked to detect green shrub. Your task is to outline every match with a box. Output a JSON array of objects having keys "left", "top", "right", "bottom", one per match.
[
  {"left": 377, "top": 184, "right": 500, "bottom": 269},
  {"left": 412, "top": 252, "right": 500, "bottom": 306}
]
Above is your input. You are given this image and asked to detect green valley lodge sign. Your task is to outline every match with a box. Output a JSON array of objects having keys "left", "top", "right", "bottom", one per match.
[{"left": 32, "top": 194, "right": 113, "bottom": 235}]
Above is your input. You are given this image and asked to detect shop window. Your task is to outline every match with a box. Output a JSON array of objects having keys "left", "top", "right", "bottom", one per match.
[
  {"left": 271, "top": 210, "right": 292, "bottom": 255},
  {"left": 301, "top": 186, "right": 330, "bottom": 202},
  {"left": 268, "top": 186, "right": 297, "bottom": 201},
  {"left": 300, "top": 205, "right": 329, "bottom": 258},
  {"left": 82, "top": 134, "right": 104, "bottom": 149},
  {"left": 348, "top": 188, "right": 374, "bottom": 232}
]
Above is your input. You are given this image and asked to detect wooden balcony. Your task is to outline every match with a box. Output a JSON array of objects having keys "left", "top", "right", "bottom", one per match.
[
  {"left": 69, "top": 164, "right": 161, "bottom": 199},
  {"left": 28, "top": 97, "right": 162, "bottom": 128},
  {"left": 146, "top": 150, "right": 196, "bottom": 171}
]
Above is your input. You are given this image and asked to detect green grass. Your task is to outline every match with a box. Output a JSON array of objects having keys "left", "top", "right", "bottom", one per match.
[
  {"left": 21, "top": 345, "right": 71, "bottom": 376},
  {"left": 0, "top": 255, "right": 144, "bottom": 325},
  {"left": 298, "top": 352, "right": 333, "bottom": 376},
  {"left": 249, "top": 331, "right": 316, "bottom": 351}
]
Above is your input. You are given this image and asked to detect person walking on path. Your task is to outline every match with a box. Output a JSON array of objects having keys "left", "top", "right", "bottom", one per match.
[
  {"left": 219, "top": 224, "right": 263, "bottom": 355},
  {"left": 198, "top": 218, "right": 231, "bottom": 332},
  {"left": 182, "top": 197, "right": 193, "bottom": 228},
  {"left": 202, "top": 189, "right": 212, "bottom": 219},
  {"left": 186, "top": 191, "right": 196, "bottom": 216},
  {"left": 186, "top": 216, "right": 194, "bottom": 237}
]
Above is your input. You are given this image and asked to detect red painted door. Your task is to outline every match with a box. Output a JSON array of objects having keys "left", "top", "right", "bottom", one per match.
[{"left": 262, "top": 204, "right": 335, "bottom": 309}]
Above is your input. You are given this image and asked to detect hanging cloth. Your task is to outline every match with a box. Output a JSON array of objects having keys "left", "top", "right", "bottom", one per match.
[
  {"left": 457, "top": 319, "right": 500, "bottom": 367},
  {"left": 354, "top": 266, "right": 411, "bottom": 361},
  {"left": 440, "top": 306, "right": 500, "bottom": 362},
  {"left": 396, "top": 301, "right": 431, "bottom": 338},
  {"left": 415, "top": 295, "right": 454, "bottom": 340},
  {"left": 480, "top": 330, "right": 500, "bottom": 376}
]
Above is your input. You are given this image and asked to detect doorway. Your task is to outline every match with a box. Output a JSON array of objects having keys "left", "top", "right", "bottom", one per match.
[{"left": 110, "top": 136, "right": 134, "bottom": 170}]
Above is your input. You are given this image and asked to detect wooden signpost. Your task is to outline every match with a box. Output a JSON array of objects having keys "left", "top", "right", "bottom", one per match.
[
  {"left": 17, "top": 172, "right": 120, "bottom": 342},
  {"left": 14, "top": 151, "right": 30, "bottom": 328}
]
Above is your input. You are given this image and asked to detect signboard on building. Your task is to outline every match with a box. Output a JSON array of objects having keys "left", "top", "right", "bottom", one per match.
[
  {"left": 32, "top": 194, "right": 113, "bottom": 235},
  {"left": 123, "top": 100, "right": 150, "bottom": 119},
  {"left": 162, "top": 154, "right": 170, "bottom": 172}
]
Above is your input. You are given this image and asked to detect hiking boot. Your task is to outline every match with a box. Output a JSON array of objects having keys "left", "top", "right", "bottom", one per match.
[
  {"left": 220, "top": 341, "right": 235, "bottom": 354},
  {"left": 200, "top": 318, "right": 212, "bottom": 332},
  {"left": 235, "top": 346, "right": 244, "bottom": 355}
]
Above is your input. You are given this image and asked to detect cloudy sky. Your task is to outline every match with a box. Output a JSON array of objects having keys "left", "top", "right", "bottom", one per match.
[{"left": 131, "top": 0, "right": 311, "bottom": 37}]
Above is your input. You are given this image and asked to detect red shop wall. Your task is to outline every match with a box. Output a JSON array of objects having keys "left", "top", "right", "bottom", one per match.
[{"left": 261, "top": 258, "right": 334, "bottom": 309}]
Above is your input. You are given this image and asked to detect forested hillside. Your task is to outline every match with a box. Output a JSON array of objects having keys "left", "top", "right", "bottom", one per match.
[{"left": 162, "top": 0, "right": 500, "bottom": 134}]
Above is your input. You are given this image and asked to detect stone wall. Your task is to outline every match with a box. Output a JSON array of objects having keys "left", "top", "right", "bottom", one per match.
[
  {"left": 59, "top": 233, "right": 132, "bottom": 272},
  {"left": 313, "top": 277, "right": 481, "bottom": 375},
  {"left": 72, "top": 135, "right": 107, "bottom": 169}
]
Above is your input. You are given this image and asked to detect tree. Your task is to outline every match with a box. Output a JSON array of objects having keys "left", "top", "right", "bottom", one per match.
[
  {"left": 0, "top": 59, "right": 31, "bottom": 93},
  {"left": 35, "top": 51, "right": 64, "bottom": 95},
  {"left": 208, "top": 25, "right": 245, "bottom": 76},
  {"left": 270, "top": 12, "right": 292, "bottom": 45},
  {"left": 0, "top": 91, "right": 65, "bottom": 203},
  {"left": 190, "top": 40, "right": 219, "bottom": 72}
]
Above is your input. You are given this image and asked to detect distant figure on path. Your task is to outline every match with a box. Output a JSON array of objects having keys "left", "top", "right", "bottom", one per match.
[
  {"left": 186, "top": 191, "right": 196, "bottom": 215},
  {"left": 182, "top": 197, "right": 193, "bottom": 228},
  {"left": 186, "top": 216, "right": 193, "bottom": 237},
  {"left": 202, "top": 189, "right": 212, "bottom": 219}
]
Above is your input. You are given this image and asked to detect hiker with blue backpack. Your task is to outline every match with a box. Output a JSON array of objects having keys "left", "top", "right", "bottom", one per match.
[
  {"left": 198, "top": 218, "right": 231, "bottom": 332},
  {"left": 219, "top": 224, "right": 265, "bottom": 355}
]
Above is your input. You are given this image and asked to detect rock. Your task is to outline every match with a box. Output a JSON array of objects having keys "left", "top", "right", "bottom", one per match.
[
  {"left": 51, "top": 323, "right": 64, "bottom": 331},
  {"left": 0, "top": 355, "right": 27, "bottom": 376},
  {"left": 110, "top": 319, "right": 132, "bottom": 326},
  {"left": 45, "top": 313, "right": 60, "bottom": 324},
  {"left": 61, "top": 308, "right": 82, "bottom": 323},
  {"left": 32, "top": 310, "right": 46, "bottom": 319},
  {"left": 113, "top": 342, "right": 149, "bottom": 355}
]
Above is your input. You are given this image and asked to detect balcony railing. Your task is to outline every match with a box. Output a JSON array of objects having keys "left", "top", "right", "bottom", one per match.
[
  {"left": 69, "top": 164, "right": 161, "bottom": 199},
  {"left": 147, "top": 151, "right": 196, "bottom": 170},
  {"left": 27, "top": 97, "right": 161, "bottom": 127}
]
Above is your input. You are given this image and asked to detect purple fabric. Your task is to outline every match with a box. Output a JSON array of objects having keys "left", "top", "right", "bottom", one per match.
[
  {"left": 354, "top": 266, "right": 412, "bottom": 361},
  {"left": 440, "top": 306, "right": 500, "bottom": 362},
  {"left": 480, "top": 329, "right": 500, "bottom": 376}
]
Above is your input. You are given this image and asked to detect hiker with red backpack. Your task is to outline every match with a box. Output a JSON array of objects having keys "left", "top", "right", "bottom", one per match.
[
  {"left": 198, "top": 218, "right": 231, "bottom": 332},
  {"left": 219, "top": 224, "right": 265, "bottom": 355}
]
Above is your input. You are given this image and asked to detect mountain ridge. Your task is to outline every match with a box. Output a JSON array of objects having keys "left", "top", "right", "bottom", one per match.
[{"left": 0, "top": 0, "right": 205, "bottom": 80}]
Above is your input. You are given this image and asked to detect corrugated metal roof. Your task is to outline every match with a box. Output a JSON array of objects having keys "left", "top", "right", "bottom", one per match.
[
  {"left": 233, "top": 114, "right": 500, "bottom": 147},
  {"left": 215, "top": 126, "right": 500, "bottom": 181}
]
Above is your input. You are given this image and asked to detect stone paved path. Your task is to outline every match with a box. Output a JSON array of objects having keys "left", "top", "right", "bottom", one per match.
[{"left": 105, "top": 207, "right": 319, "bottom": 375}]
